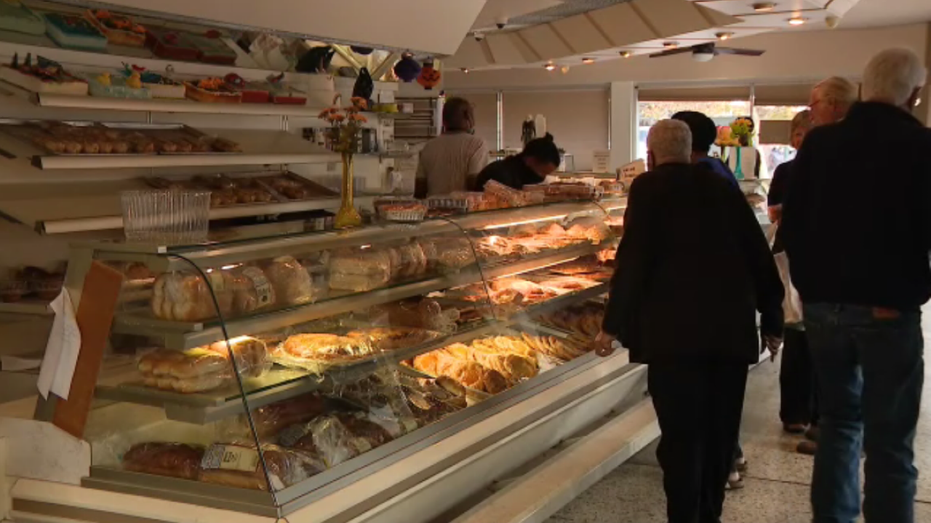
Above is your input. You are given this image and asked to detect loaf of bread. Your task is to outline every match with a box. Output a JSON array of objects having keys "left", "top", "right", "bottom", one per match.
[
  {"left": 122, "top": 442, "right": 204, "bottom": 480},
  {"left": 151, "top": 271, "right": 234, "bottom": 322},
  {"left": 369, "top": 298, "right": 459, "bottom": 333},
  {"left": 249, "top": 392, "right": 327, "bottom": 438},
  {"left": 207, "top": 336, "right": 269, "bottom": 378},
  {"left": 329, "top": 249, "right": 392, "bottom": 292},
  {"left": 136, "top": 338, "right": 270, "bottom": 393},
  {"left": 198, "top": 444, "right": 323, "bottom": 491},
  {"left": 229, "top": 265, "right": 277, "bottom": 314},
  {"left": 262, "top": 256, "right": 315, "bottom": 306}
]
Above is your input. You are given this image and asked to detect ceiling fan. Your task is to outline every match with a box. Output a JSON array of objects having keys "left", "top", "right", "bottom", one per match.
[{"left": 649, "top": 42, "right": 765, "bottom": 62}]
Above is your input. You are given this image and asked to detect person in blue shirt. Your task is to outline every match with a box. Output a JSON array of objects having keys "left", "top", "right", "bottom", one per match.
[{"left": 672, "top": 111, "right": 738, "bottom": 189}]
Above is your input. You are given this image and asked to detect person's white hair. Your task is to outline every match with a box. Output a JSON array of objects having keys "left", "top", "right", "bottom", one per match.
[
  {"left": 862, "top": 48, "right": 927, "bottom": 107},
  {"left": 812, "top": 76, "right": 857, "bottom": 108},
  {"left": 648, "top": 119, "right": 692, "bottom": 166}
]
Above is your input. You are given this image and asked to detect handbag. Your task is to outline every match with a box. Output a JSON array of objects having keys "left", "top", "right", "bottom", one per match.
[{"left": 352, "top": 67, "right": 374, "bottom": 101}]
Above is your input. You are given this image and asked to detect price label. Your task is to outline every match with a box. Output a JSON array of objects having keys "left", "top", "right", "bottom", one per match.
[{"left": 201, "top": 444, "right": 261, "bottom": 473}]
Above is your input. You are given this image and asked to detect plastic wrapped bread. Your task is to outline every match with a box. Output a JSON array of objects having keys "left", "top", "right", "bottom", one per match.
[
  {"left": 122, "top": 442, "right": 204, "bottom": 480},
  {"left": 136, "top": 337, "right": 269, "bottom": 393},
  {"left": 328, "top": 248, "right": 393, "bottom": 292},
  {"left": 199, "top": 443, "right": 324, "bottom": 491},
  {"left": 483, "top": 180, "right": 529, "bottom": 208},
  {"left": 262, "top": 256, "right": 315, "bottom": 306},
  {"left": 151, "top": 271, "right": 234, "bottom": 322},
  {"left": 281, "top": 415, "right": 373, "bottom": 468},
  {"left": 431, "top": 237, "right": 475, "bottom": 271}
]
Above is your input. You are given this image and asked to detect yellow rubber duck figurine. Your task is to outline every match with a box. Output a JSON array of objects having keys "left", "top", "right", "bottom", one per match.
[
  {"left": 126, "top": 71, "right": 142, "bottom": 89},
  {"left": 96, "top": 72, "right": 111, "bottom": 86}
]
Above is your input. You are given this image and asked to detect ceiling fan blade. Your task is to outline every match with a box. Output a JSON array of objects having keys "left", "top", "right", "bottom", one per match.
[
  {"left": 714, "top": 47, "right": 765, "bottom": 57},
  {"left": 648, "top": 47, "right": 695, "bottom": 58}
]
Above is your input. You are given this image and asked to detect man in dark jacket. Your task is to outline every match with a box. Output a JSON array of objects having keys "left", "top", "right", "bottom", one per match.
[
  {"left": 781, "top": 48, "right": 930, "bottom": 523},
  {"left": 474, "top": 134, "right": 561, "bottom": 190},
  {"left": 596, "top": 119, "right": 784, "bottom": 523}
]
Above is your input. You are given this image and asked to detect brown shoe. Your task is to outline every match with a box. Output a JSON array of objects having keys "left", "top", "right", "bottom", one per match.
[
  {"left": 797, "top": 440, "right": 817, "bottom": 455},
  {"left": 805, "top": 426, "right": 820, "bottom": 442}
]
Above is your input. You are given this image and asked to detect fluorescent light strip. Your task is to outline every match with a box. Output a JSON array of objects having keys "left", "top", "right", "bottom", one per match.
[{"left": 482, "top": 214, "right": 568, "bottom": 230}]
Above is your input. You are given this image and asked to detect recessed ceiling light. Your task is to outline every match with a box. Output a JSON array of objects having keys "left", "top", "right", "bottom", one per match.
[
  {"left": 544, "top": 63, "right": 556, "bottom": 71},
  {"left": 663, "top": 42, "right": 679, "bottom": 49},
  {"left": 716, "top": 32, "right": 734, "bottom": 41},
  {"left": 460, "top": 67, "right": 469, "bottom": 74},
  {"left": 788, "top": 16, "right": 807, "bottom": 25},
  {"left": 582, "top": 57, "right": 595, "bottom": 64},
  {"left": 619, "top": 51, "right": 632, "bottom": 58},
  {"left": 752, "top": 2, "right": 776, "bottom": 12},
  {"left": 561, "top": 66, "right": 570, "bottom": 74}
]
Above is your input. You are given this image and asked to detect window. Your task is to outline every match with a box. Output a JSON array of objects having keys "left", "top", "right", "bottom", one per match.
[
  {"left": 754, "top": 105, "right": 808, "bottom": 178},
  {"left": 636, "top": 100, "right": 752, "bottom": 161}
]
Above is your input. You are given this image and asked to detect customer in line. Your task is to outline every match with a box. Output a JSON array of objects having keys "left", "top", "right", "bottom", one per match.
[
  {"left": 475, "top": 133, "right": 560, "bottom": 190},
  {"left": 672, "top": 111, "right": 738, "bottom": 188},
  {"left": 808, "top": 76, "right": 858, "bottom": 127},
  {"left": 781, "top": 48, "right": 930, "bottom": 523},
  {"left": 415, "top": 97, "right": 489, "bottom": 197},
  {"left": 768, "top": 110, "right": 821, "bottom": 452},
  {"left": 671, "top": 110, "right": 746, "bottom": 489},
  {"left": 596, "top": 119, "right": 784, "bottom": 523},
  {"left": 775, "top": 76, "right": 856, "bottom": 457}
]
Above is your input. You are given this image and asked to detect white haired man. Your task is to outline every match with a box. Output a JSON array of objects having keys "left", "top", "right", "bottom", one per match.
[
  {"left": 596, "top": 119, "right": 784, "bottom": 523},
  {"left": 809, "top": 76, "right": 858, "bottom": 126},
  {"left": 782, "top": 48, "right": 931, "bottom": 523}
]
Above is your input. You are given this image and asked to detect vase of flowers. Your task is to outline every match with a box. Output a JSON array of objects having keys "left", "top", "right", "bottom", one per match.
[{"left": 319, "top": 96, "right": 368, "bottom": 229}]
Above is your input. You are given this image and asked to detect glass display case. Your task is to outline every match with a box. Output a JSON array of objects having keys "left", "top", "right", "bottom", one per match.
[{"left": 42, "top": 200, "right": 621, "bottom": 516}]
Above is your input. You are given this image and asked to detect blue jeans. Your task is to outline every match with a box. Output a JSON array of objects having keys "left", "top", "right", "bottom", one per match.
[{"left": 804, "top": 303, "right": 924, "bottom": 523}]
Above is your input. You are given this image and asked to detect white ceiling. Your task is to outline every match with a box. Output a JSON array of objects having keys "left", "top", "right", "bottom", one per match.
[{"left": 833, "top": 0, "right": 931, "bottom": 29}]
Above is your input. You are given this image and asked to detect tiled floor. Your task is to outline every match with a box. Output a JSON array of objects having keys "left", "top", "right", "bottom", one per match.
[{"left": 547, "top": 315, "right": 931, "bottom": 523}]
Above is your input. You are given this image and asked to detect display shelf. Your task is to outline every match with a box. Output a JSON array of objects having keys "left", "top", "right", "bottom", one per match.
[
  {"left": 87, "top": 201, "right": 606, "bottom": 272},
  {"left": 0, "top": 300, "right": 52, "bottom": 315},
  {"left": 110, "top": 242, "right": 606, "bottom": 349},
  {"left": 99, "top": 277, "right": 607, "bottom": 424},
  {"left": 0, "top": 128, "right": 341, "bottom": 170}
]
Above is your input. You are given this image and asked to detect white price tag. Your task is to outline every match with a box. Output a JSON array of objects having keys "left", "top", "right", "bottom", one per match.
[{"left": 201, "top": 444, "right": 261, "bottom": 473}]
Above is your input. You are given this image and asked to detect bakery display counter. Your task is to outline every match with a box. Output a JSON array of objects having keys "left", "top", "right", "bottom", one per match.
[{"left": 15, "top": 200, "right": 623, "bottom": 518}]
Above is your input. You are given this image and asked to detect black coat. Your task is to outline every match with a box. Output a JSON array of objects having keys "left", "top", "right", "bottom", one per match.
[
  {"left": 602, "top": 162, "right": 784, "bottom": 364},
  {"left": 781, "top": 102, "right": 931, "bottom": 311},
  {"left": 475, "top": 155, "right": 544, "bottom": 190}
]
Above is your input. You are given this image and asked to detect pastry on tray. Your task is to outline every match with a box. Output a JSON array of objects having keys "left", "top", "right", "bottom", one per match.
[
  {"left": 85, "top": 72, "right": 151, "bottom": 99},
  {"left": 145, "top": 27, "right": 201, "bottom": 61},
  {"left": 184, "top": 77, "right": 242, "bottom": 104},
  {"left": 270, "top": 332, "right": 376, "bottom": 372},
  {"left": 44, "top": 13, "right": 107, "bottom": 51},
  {"left": 224, "top": 73, "right": 269, "bottom": 104},
  {"left": 85, "top": 9, "right": 145, "bottom": 47},
  {"left": 0, "top": 1, "right": 45, "bottom": 36},
  {"left": 0, "top": 53, "right": 87, "bottom": 95}
]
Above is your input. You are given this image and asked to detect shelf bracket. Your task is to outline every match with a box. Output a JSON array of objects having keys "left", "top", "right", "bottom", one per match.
[
  {"left": 372, "top": 52, "right": 401, "bottom": 82},
  {"left": 332, "top": 45, "right": 364, "bottom": 73}
]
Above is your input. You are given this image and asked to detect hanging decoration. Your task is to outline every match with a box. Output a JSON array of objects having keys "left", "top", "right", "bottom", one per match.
[
  {"left": 351, "top": 46, "right": 374, "bottom": 55},
  {"left": 393, "top": 53, "right": 421, "bottom": 82},
  {"left": 417, "top": 59, "right": 441, "bottom": 90}
]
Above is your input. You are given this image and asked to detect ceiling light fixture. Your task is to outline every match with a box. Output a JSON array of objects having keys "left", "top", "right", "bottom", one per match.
[
  {"left": 663, "top": 42, "right": 679, "bottom": 49},
  {"left": 752, "top": 2, "right": 776, "bottom": 12},
  {"left": 788, "top": 16, "right": 807, "bottom": 25},
  {"left": 544, "top": 63, "right": 556, "bottom": 71},
  {"left": 582, "top": 57, "right": 595, "bottom": 64},
  {"left": 619, "top": 51, "right": 632, "bottom": 58},
  {"left": 561, "top": 66, "right": 570, "bottom": 74},
  {"left": 716, "top": 32, "right": 734, "bottom": 41},
  {"left": 460, "top": 67, "right": 469, "bottom": 74}
]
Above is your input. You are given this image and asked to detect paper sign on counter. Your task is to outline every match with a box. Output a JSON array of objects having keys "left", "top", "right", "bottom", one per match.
[{"left": 37, "top": 288, "right": 81, "bottom": 400}]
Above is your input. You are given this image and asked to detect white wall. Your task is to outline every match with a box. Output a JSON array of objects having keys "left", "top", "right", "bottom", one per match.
[
  {"left": 448, "top": 92, "right": 498, "bottom": 152},
  {"left": 501, "top": 89, "right": 609, "bottom": 171}
]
